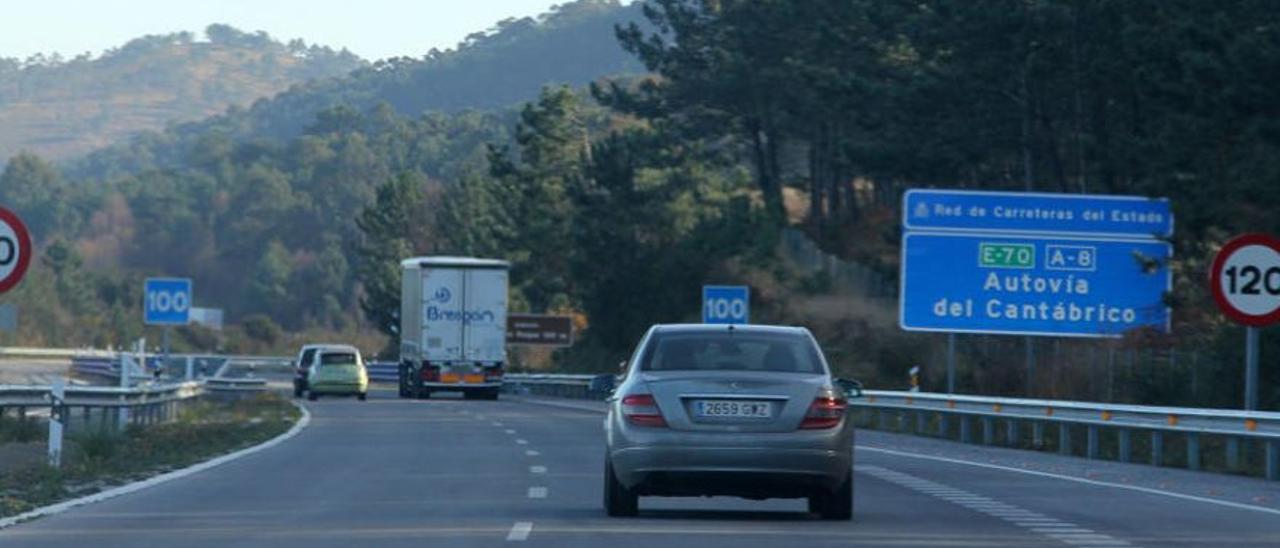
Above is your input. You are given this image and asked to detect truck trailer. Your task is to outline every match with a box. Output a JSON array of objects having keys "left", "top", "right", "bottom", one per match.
[{"left": 398, "top": 256, "right": 509, "bottom": 400}]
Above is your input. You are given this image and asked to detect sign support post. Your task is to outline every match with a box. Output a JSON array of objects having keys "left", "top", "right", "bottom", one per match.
[
  {"left": 946, "top": 333, "right": 956, "bottom": 394},
  {"left": 1026, "top": 337, "right": 1035, "bottom": 397},
  {"left": 1208, "top": 233, "right": 1280, "bottom": 411},
  {"left": 1245, "top": 326, "right": 1259, "bottom": 411}
]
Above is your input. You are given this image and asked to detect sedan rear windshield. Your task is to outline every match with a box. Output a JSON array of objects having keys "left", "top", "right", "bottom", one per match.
[
  {"left": 639, "top": 332, "right": 824, "bottom": 374},
  {"left": 319, "top": 352, "right": 358, "bottom": 366}
]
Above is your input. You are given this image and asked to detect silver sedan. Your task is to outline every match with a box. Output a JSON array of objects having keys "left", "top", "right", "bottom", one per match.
[{"left": 603, "top": 324, "right": 859, "bottom": 520}]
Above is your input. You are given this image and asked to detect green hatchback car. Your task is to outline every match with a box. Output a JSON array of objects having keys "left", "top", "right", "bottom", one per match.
[{"left": 305, "top": 345, "right": 369, "bottom": 401}]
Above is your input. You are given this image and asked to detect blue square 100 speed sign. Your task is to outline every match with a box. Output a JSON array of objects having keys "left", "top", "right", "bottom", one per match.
[
  {"left": 703, "top": 285, "right": 750, "bottom": 324},
  {"left": 144, "top": 278, "right": 192, "bottom": 326}
]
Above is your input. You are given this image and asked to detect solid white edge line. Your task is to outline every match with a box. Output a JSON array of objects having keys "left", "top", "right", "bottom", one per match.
[
  {"left": 0, "top": 399, "right": 312, "bottom": 530},
  {"left": 858, "top": 446, "right": 1280, "bottom": 517},
  {"left": 506, "top": 521, "right": 534, "bottom": 541}
]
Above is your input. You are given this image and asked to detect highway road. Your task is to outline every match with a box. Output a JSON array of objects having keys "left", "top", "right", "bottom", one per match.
[{"left": 2, "top": 391, "right": 1278, "bottom": 547}]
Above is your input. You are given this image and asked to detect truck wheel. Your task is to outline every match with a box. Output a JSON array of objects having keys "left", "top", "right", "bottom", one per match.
[
  {"left": 416, "top": 388, "right": 431, "bottom": 400},
  {"left": 307, "top": 392, "right": 318, "bottom": 402},
  {"left": 604, "top": 456, "right": 638, "bottom": 517},
  {"left": 484, "top": 388, "right": 500, "bottom": 401}
]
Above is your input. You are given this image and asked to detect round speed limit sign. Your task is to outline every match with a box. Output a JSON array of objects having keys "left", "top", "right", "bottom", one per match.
[
  {"left": 0, "top": 206, "right": 32, "bottom": 294},
  {"left": 1210, "top": 233, "right": 1280, "bottom": 326}
]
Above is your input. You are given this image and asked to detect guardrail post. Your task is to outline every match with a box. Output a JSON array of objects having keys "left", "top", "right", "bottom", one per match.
[
  {"left": 1032, "top": 421, "right": 1044, "bottom": 447},
  {"left": 1267, "top": 441, "right": 1279, "bottom": 481},
  {"left": 1058, "top": 423, "right": 1072, "bottom": 456},
  {"left": 1005, "top": 419, "right": 1018, "bottom": 447},
  {"left": 1187, "top": 433, "right": 1201, "bottom": 471},
  {"left": 1151, "top": 431, "right": 1164, "bottom": 466},
  {"left": 981, "top": 417, "right": 994, "bottom": 445},
  {"left": 1086, "top": 426, "right": 1099, "bottom": 459},
  {"left": 959, "top": 416, "right": 972, "bottom": 444},
  {"left": 915, "top": 411, "right": 926, "bottom": 434},
  {"left": 1118, "top": 428, "right": 1131, "bottom": 463},
  {"left": 937, "top": 412, "right": 948, "bottom": 438},
  {"left": 1226, "top": 438, "right": 1241, "bottom": 470},
  {"left": 877, "top": 409, "right": 889, "bottom": 430}
]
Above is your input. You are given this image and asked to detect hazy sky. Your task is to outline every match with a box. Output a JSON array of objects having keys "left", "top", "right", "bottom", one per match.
[{"left": 0, "top": 0, "right": 576, "bottom": 61}]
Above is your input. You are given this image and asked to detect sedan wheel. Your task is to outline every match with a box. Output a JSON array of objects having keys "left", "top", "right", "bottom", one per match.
[
  {"left": 358, "top": 392, "right": 368, "bottom": 401},
  {"left": 812, "top": 475, "right": 853, "bottom": 521},
  {"left": 603, "top": 456, "right": 638, "bottom": 517},
  {"left": 307, "top": 392, "right": 318, "bottom": 401}
]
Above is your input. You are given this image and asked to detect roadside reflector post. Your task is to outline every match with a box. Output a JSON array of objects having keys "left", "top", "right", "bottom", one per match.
[
  {"left": 1086, "top": 426, "right": 1099, "bottom": 459},
  {"left": 1058, "top": 423, "right": 1072, "bottom": 456},
  {"left": 1266, "top": 441, "right": 1279, "bottom": 481},
  {"left": 1187, "top": 433, "right": 1201, "bottom": 471},
  {"left": 1151, "top": 431, "right": 1164, "bottom": 466},
  {"left": 1118, "top": 428, "right": 1132, "bottom": 463},
  {"left": 47, "top": 378, "right": 65, "bottom": 468},
  {"left": 1226, "top": 438, "right": 1241, "bottom": 470}
]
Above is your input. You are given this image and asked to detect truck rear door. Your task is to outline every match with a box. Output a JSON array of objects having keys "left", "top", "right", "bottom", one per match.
[
  {"left": 464, "top": 268, "right": 508, "bottom": 366},
  {"left": 421, "top": 267, "right": 464, "bottom": 364}
]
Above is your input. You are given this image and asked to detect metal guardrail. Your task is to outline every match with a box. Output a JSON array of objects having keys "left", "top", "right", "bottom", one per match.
[{"left": 499, "top": 373, "right": 1280, "bottom": 481}]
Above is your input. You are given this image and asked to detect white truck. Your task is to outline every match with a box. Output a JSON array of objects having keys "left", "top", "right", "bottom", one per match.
[{"left": 397, "top": 256, "right": 509, "bottom": 400}]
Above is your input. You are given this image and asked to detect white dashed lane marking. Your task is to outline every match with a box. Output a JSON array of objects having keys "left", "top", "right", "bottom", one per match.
[
  {"left": 528, "top": 487, "right": 548, "bottom": 499},
  {"left": 506, "top": 521, "right": 533, "bottom": 541},
  {"left": 859, "top": 465, "right": 1135, "bottom": 548},
  {"left": 530, "top": 465, "right": 547, "bottom": 474},
  {"left": 525, "top": 450, "right": 540, "bottom": 457},
  {"left": 516, "top": 439, "right": 529, "bottom": 445}
]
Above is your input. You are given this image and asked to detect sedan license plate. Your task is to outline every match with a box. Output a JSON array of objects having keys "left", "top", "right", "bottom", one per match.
[{"left": 693, "top": 400, "right": 772, "bottom": 418}]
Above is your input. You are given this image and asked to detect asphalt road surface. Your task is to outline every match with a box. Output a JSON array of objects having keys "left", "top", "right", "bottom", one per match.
[{"left": 3, "top": 391, "right": 1278, "bottom": 547}]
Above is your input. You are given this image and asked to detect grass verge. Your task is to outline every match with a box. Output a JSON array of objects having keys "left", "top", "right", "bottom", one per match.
[{"left": 0, "top": 393, "right": 299, "bottom": 518}]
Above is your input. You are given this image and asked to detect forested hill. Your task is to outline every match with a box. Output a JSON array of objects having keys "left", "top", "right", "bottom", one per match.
[
  {"left": 0, "top": 25, "right": 365, "bottom": 162},
  {"left": 68, "top": 0, "right": 645, "bottom": 181}
]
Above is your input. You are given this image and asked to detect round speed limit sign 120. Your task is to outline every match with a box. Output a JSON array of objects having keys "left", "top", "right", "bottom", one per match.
[
  {"left": 1210, "top": 233, "right": 1280, "bottom": 327},
  {"left": 0, "top": 206, "right": 33, "bottom": 294}
]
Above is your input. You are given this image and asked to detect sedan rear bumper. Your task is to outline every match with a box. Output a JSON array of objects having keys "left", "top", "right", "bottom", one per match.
[
  {"left": 309, "top": 382, "right": 367, "bottom": 395},
  {"left": 610, "top": 444, "right": 850, "bottom": 495}
]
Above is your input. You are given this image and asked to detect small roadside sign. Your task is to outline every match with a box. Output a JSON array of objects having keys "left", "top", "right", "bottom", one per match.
[
  {"left": 144, "top": 278, "right": 192, "bottom": 326},
  {"left": 1210, "top": 234, "right": 1280, "bottom": 327},
  {"left": 703, "top": 285, "right": 750, "bottom": 324},
  {"left": 0, "top": 206, "right": 33, "bottom": 294},
  {"left": 507, "top": 314, "right": 573, "bottom": 346}
]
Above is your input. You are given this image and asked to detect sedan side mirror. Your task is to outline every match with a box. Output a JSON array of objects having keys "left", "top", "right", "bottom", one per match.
[{"left": 835, "top": 378, "right": 864, "bottom": 399}]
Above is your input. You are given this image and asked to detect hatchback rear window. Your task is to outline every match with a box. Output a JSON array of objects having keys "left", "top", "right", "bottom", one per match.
[
  {"left": 319, "top": 352, "right": 358, "bottom": 366},
  {"left": 299, "top": 348, "right": 318, "bottom": 368},
  {"left": 639, "top": 332, "right": 824, "bottom": 374}
]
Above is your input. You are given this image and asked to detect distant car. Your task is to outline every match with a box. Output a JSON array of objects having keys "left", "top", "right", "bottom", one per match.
[
  {"left": 305, "top": 345, "right": 369, "bottom": 401},
  {"left": 603, "top": 324, "right": 860, "bottom": 520},
  {"left": 292, "top": 344, "right": 332, "bottom": 398}
]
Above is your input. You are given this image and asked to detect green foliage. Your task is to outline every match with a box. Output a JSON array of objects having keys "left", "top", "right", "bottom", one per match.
[{"left": 355, "top": 173, "right": 432, "bottom": 339}]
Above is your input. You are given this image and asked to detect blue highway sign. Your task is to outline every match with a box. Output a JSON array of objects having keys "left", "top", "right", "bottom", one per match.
[
  {"left": 903, "top": 189, "right": 1173, "bottom": 238},
  {"left": 900, "top": 233, "right": 1171, "bottom": 337},
  {"left": 144, "top": 278, "right": 192, "bottom": 326},
  {"left": 703, "top": 285, "right": 750, "bottom": 324}
]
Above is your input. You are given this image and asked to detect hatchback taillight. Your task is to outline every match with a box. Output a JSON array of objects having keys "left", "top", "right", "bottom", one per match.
[
  {"left": 621, "top": 394, "right": 667, "bottom": 427},
  {"left": 799, "top": 396, "right": 847, "bottom": 429}
]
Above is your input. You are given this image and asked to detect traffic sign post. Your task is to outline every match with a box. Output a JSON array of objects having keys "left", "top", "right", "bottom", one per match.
[
  {"left": 702, "top": 285, "right": 750, "bottom": 324},
  {"left": 1209, "top": 233, "right": 1280, "bottom": 410},
  {"left": 145, "top": 278, "right": 192, "bottom": 373},
  {"left": 901, "top": 188, "right": 1173, "bottom": 396}
]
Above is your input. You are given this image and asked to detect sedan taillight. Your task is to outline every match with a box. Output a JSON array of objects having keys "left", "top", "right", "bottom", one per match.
[
  {"left": 621, "top": 394, "right": 667, "bottom": 427},
  {"left": 799, "top": 396, "right": 847, "bottom": 429}
]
